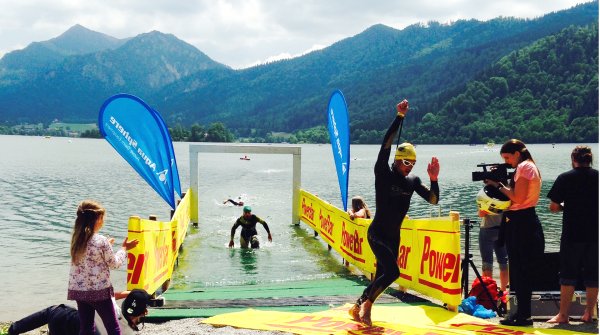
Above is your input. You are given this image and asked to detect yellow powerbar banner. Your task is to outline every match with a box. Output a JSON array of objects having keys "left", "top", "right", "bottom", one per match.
[
  {"left": 299, "top": 189, "right": 462, "bottom": 307},
  {"left": 126, "top": 189, "right": 191, "bottom": 293},
  {"left": 205, "top": 304, "right": 579, "bottom": 335}
]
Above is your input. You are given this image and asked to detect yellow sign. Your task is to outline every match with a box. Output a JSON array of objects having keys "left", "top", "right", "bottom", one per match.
[
  {"left": 299, "top": 190, "right": 462, "bottom": 307},
  {"left": 126, "top": 189, "right": 191, "bottom": 293},
  {"left": 205, "top": 304, "right": 579, "bottom": 335}
]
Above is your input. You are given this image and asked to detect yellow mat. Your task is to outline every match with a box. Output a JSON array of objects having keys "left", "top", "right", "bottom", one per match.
[{"left": 204, "top": 303, "right": 583, "bottom": 335}]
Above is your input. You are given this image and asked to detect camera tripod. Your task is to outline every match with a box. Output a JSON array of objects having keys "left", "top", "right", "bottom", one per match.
[{"left": 461, "top": 218, "right": 500, "bottom": 314}]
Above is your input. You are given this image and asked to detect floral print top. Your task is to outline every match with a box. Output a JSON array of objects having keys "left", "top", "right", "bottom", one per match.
[{"left": 67, "top": 234, "right": 126, "bottom": 301}]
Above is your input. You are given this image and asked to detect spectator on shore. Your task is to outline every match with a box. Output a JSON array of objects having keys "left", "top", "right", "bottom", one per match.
[
  {"left": 547, "top": 145, "right": 598, "bottom": 324},
  {"left": 477, "top": 211, "right": 509, "bottom": 291},
  {"left": 347, "top": 196, "right": 372, "bottom": 219},
  {"left": 67, "top": 200, "right": 139, "bottom": 334},
  {"left": 475, "top": 185, "right": 510, "bottom": 291}
]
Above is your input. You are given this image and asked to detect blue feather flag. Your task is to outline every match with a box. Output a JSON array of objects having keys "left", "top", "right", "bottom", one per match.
[
  {"left": 98, "top": 94, "right": 181, "bottom": 209},
  {"left": 327, "top": 90, "right": 351, "bottom": 211}
]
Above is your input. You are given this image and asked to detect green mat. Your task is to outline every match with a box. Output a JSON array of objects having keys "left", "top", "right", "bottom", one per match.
[{"left": 147, "top": 276, "right": 414, "bottom": 320}]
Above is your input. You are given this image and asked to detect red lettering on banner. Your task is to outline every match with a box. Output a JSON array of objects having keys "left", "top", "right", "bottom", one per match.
[
  {"left": 319, "top": 210, "right": 334, "bottom": 235},
  {"left": 365, "top": 329, "right": 406, "bottom": 335},
  {"left": 172, "top": 230, "right": 177, "bottom": 252},
  {"left": 285, "top": 315, "right": 322, "bottom": 324},
  {"left": 302, "top": 198, "right": 315, "bottom": 221},
  {"left": 280, "top": 315, "right": 406, "bottom": 333},
  {"left": 127, "top": 252, "right": 145, "bottom": 284},
  {"left": 148, "top": 234, "right": 170, "bottom": 273},
  {"left": 341, "top": 222, "right": 363, "bottom": 255},
  {"left": 420, "top": 236, "right": 459, "bottom": 283},
  {"left": 154, "top": 245, "right": 169, "bottom": 270},
  {"left": 450, "top": 322, "right": 529, "bottom": 334},
  {"left": 397, "top": 245, "right": 411, "bottom": 270}
]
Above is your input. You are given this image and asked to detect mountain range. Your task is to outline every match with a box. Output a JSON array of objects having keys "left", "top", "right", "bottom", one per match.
[{"left": 0, "top": 1, "right": 597, "bottom": 143}]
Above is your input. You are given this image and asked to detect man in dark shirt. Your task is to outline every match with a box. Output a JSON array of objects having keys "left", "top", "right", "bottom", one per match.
[
  {"left": 349, "top": 99, "right": 440, "bottom": 326},
  {"left": 229, "top": 206, "right": 272, "bottom": 249},
  {"left": 547, "top": 145, "right": 598, "bottom": 324}
]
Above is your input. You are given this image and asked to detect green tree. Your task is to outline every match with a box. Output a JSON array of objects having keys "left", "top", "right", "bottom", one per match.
[
  {"left": 189, "top": 123, "right": 206, "bottom": 142},
  {"left": 205, "top": 122, "right": 234, "bottom": 142}
]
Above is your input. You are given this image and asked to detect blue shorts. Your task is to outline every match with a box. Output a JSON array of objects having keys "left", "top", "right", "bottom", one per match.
[{"left": 479, "top": 227, "right": 508, "bottom": 272}]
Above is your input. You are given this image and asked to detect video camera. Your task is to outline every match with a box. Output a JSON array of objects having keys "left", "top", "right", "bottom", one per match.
[{"left": 471, "top": 163, "right": 514, "bottom": 184}]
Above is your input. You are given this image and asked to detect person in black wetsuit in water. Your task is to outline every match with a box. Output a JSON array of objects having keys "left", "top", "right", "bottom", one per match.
[
  {"left": 223, "top": 197, "right": 244, "bottom": 206},
  {"left": 349, "top": 99, "right": 440, "bottom": 326},
  {"left": 229, "top": 206, "right": 272, "bottom": 248}
]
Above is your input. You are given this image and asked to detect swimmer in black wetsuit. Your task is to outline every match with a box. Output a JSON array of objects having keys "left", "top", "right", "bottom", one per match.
[
  {"left": 349, "top": 99, "right": 440, "bottom": 326},
  {"left": 229, "top": 206, "right": 272, "bottom": 248},
  {"left": 223, "top": 198, "right": 244, "bottom": 206}
]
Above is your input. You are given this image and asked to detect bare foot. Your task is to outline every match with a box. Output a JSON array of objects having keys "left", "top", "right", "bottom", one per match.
[
  {"left": 360, "top": 300, "right": 373, "bottom": 326},
  {"left": 348, "top": 304, "right": 361, "bottom": 322},
  {"left": 581, "top": 312, "right": 594, "bottom": 323},
  {"left": 360, "top": 311, "right": 372, "bottom": 326},
  {"left": 547, "top": 314, "right": 569, "bottom": 324}
]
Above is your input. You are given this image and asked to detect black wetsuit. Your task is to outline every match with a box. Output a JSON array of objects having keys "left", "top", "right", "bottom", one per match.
[
  {"left": 358, "top": 115, "right": 439, "bottom": 304},
  {"left": 8, "top": 304, "right": 101, "bottom": 335},
  {"left": 231, "top": 214, "right": 271, "bottom": 248},
  {"left": 225, "top": 199, "right": 243, "bottom": 206}
]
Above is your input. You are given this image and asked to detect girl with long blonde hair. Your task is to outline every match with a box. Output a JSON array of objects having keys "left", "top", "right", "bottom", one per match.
[{"left": 68, "top": 200, "right": 138, "bottom": 335}]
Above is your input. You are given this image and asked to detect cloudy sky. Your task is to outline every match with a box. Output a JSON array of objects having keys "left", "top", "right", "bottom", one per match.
[{"left": 0, "top": 0, "right": 590, "bottom": 69}]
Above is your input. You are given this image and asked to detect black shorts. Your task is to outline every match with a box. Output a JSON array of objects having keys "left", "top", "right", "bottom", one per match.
[{"left": 559, "top": 241, "right": 598, "bottom": 287}]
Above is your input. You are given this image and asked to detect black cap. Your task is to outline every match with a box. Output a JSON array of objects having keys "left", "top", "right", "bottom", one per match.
[{"left": 122, "top": 289, "right": 151, "bottom": 331}]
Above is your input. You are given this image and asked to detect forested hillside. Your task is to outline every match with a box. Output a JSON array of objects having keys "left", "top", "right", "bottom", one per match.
[
  {"left": 0, "top": 1, "right": 597, "bottom": 144},
  {"left": 409, "top": 24, "right": 598, "bottom": 144},
  {"left": 155, "top": 2, "right": 598, "bottom": 143}
]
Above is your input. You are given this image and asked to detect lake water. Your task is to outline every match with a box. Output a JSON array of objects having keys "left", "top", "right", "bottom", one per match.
[{"left": 0, "top": 135, "right": 596, "bottom": 320}]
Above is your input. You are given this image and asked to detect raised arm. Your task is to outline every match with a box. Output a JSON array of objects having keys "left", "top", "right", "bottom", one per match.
[{"left": 375, "top": 100, "right": 408, "bottom": 172}]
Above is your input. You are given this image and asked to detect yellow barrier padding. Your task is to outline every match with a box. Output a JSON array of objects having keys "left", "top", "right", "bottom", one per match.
[
  {"left": 126, "top": 189, "right": 191, "bottom": 293},
  {"left": 204, "top": 304, "right": 583, "bottom": 335},
  {"left": 299, "top": 190, "right": 462, "bottom": 307}
]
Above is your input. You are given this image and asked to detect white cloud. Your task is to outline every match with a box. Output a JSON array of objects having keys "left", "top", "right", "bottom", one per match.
[{"left": 0, "top": 0, "right": 590, "bottom": 69}]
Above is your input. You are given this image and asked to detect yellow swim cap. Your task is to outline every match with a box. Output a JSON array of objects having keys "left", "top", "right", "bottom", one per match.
[{"left": 395, "top": 143, "right": 416, "bottom": 161}]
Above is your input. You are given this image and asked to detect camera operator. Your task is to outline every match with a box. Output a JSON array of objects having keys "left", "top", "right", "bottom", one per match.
[
  {"left": 485, "top": 139, "right": 545, "bottom": 327},
  {"left": 8, "top": 289, "right": 156, "bottom": 335}
]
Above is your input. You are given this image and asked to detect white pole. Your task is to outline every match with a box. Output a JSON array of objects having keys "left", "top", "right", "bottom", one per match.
[
  {"left": 292, "top": 148, "right": 301, "bottom": 225},
  {"left": 188, "top": 143, "right": 302, "bottom": 226}
]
